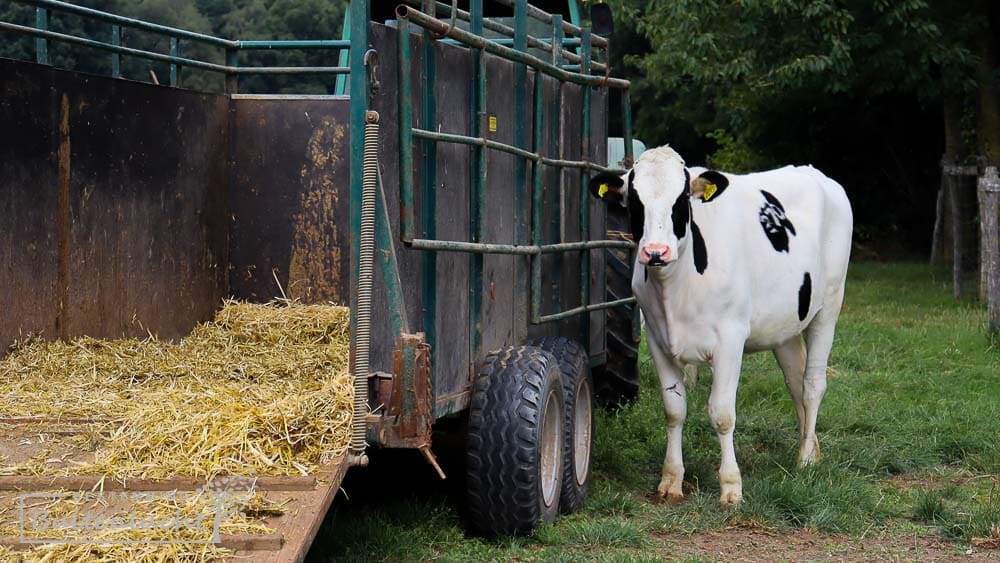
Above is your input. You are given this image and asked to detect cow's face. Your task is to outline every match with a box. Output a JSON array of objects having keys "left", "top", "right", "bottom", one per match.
[
  {"left": 590, "top": 148, "right": 728, "bottom": 269},
  {"left": 589, "top": 150, "right": 690, "bottom": 267}
]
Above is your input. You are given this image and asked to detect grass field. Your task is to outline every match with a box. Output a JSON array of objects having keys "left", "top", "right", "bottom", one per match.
[{"left": 310, "top": 262, "right": 999, "bottom": 561}]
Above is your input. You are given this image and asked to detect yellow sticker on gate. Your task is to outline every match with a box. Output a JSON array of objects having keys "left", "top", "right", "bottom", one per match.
[{"left": 488, "top": 115, "right": 497, "bottom": 132}]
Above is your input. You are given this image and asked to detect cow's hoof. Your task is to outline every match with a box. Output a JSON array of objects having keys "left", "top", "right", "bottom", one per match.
[{"left": 797, "top": 437, "right": 822, "bottom": 467}]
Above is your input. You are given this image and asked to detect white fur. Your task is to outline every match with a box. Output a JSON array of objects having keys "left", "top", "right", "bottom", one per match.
[{"left": 626, "top": 147, "right": 853, "bottom": 505}]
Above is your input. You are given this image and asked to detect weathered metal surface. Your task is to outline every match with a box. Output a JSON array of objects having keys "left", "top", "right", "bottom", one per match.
[
  {"left": 227, "top": 96, "right": 352, "bottom": 305},
  {"left": 372, "top": 333, "right": 434, "bottom": 449},
  {"left": 0, "top": 59, "right": 228, "bottom": 355},
  {"left": 370, "top": 23, "right": 426, "bottom": 380}
]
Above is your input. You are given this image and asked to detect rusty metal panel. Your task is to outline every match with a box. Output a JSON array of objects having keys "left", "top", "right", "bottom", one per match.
[
  {"left": 369, "top": 24, "right": 426, "bottom": 377},
  {"left": 227, "top": 96, "right": 352, "bottom": 306},
  {"left": 375, "top": 332, "right": 433, "bottom": 449},
  {"left": 0, "top": 59, "right": 228, "bottom": 354}
]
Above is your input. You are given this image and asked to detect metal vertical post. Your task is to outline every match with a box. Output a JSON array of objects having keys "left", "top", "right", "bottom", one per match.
[
  {"left": 335, "top": 8, "right": 351, "bottom": 96},
  {"left": 530, "top": 66, "right": 545, "bottom": 323},
  {"left": 421, "top": 0, "right": 438, "bottom": 355},
  {"left": 469, "top": 0, "right": 485, "bottom": 355},
  {"left": 622, "top": 88, "right": 641, "bottom": 342},
  {"left": 548, "top": 15, "right": 564, "bottom": 324},
  {"left": 35, "top": 7, "right": 48, "bottom": 64},
  {"left": 579, "top": 30, "right": 592, "bottom": 350},
  {"left": 169, "top": 37, "right": 179, "bottom": 86},
  {"left": 513, "top": 0, "right": 529, "bottom": 336},
  {"left": 111, "top": 25, "right": 121, "bottom": 78},
  {"left": 224, "top": 48, "right": 239, "bottom": 93},
  {"left": 622, "top": 90, "right": 634, "bottom": 168},
  {"left": 398, "top": 18, "right": 414, "bottom": 244},
  {"left": 349, "top": 0, "right": 370, "bottom": 391}
]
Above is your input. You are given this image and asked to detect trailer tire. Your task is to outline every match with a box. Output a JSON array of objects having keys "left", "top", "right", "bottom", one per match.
[
  {"left": 527, "top": 336, "right": 593, "bottom": 514},
  {"left": 595, "top": 207, "right": 641, "bottom": 407},
  {"left": 465, "top": 346, "right": 564, "bottom": 536}
]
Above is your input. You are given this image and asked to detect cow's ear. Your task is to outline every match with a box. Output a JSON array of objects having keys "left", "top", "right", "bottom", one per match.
[
  {"left": 690, "top": 170, "right": 729, "bottom": 202},
  {"left": 589, "top": 170, "right": 629, "bottom": 207}
]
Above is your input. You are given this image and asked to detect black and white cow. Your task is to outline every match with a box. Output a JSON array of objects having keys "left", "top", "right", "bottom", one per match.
[{"left": 589, "top": 146, "right": 852, "bottom": 505}]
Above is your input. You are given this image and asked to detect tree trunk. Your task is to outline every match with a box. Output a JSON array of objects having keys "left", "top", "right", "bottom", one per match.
[
  {"left": 979, "top": 168, "right": 1000, "bottom": 335},
  {"left": 939, "top": 95, "right": 964, "bottom": 293},
  {"left": 974, "top": 0, "right": 1000, "bottom": 332},
  {"left": 948, "top": 172, "right": 963, "bottom": 299}
]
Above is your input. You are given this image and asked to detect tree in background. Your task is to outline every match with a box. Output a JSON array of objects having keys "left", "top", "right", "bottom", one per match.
[
  {"left": 0, "top": 0, "right": 345, "bottom": 94},
  {"left": 607, "top": 0, "right": 995, "bottom": 258}
]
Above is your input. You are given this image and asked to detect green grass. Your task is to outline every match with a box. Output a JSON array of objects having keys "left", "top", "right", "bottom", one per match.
[{"left": 309, "top": 262, "right": 999, "bottom": 561}]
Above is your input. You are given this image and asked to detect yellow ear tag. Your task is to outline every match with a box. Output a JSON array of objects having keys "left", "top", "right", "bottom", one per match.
[
  {"left": 702, "top": 182, "right": 717, "bottom": 201},
  {"left": 598, "top": 183, "right": 609, "bottom": 198}
]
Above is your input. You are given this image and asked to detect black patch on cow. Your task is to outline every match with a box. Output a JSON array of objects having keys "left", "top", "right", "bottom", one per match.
[
  {"left": 691, "top": 220, "right": 708, "bottom": 274},
  {"left": 758, "top": 190, "right": 797, "bottom": 252},
  {"left": 798, "top": 272, "right": 812, "bottom": 322},
  {"left": 628, "top": 187, "right": 645, "bottom": 243},
  {"left": 671, "top": 191, "right": 690, "bottom": 239},
  {"left": 696, "top": 170, "right": 730, "bottom": 202}
]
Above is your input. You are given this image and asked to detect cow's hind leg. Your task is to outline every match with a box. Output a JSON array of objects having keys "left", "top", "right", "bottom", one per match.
[
  {"left": 647, "top": 334, "right": 687, "bottom": 503},
  {"left": 709, "top": 338, "right": 746, "bottom": 505},
  {"left": 773, "top": 336, "right": 807, "bottom": 442},
  {"left": 799, "top": 289, "right": 845, "bottom": 466}
]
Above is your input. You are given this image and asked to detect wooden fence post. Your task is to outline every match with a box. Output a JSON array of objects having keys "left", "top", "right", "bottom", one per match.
[
  {"left": 930, "top": 158, "right": 947, "bottom": 265},
  {"left": 979, "top": 166, "right": 1000, "bottom": 334},
  {"left": 942, "top": 160, "right": 965, "bottom": 299}
]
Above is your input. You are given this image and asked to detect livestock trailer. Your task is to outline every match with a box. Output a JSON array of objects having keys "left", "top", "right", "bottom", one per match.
[{"left": 0, "top": 0, "right": 639, "bottom": 558}]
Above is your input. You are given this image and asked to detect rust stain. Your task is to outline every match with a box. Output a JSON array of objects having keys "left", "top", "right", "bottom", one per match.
[
  {"left": 56, "top": 93, "right": 71, "bottom": 339},
  {"left": 287, "top": 118, "right": 346, "bottom": 303}
]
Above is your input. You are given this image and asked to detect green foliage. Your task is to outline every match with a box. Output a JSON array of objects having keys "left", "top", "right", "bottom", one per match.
[
  {"left": 0, "top": 0, "right": 345, "bottom": 93},
  {"left": 704, "top": 129, "right": 769, "bottom": 172},
  {"left": 604, "top": 0, "right": 992, "bottom": 253}
]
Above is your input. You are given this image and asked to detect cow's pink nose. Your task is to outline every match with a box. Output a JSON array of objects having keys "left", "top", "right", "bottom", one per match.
[{"left": 641, "top": 243, "right": 670, "bottom": 264}]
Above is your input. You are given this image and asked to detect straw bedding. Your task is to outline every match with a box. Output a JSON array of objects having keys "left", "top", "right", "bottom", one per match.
[{"left": 0, "top": 300, "right": 354, "bottom": 479}]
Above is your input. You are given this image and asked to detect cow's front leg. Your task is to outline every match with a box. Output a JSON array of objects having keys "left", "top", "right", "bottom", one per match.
[
  {"left": 709, "top": 338, "right": 746, "bottom": 506},
  {"left": 647, "top": 333, "right": 687, "bottom": 503}
]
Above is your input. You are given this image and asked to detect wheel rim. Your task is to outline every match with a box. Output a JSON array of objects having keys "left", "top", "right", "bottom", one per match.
[
  {"left": 574, "top": 378, "right": 592, "bottom": 486},
  {"left": 540, "top": 388, "right": 562, "bottom": 508}
]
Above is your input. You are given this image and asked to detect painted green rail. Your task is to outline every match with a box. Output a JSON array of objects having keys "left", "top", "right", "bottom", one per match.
[
  {"left": 395, "top": 0, "right": 636, "bottom": 348},
  {"left": 3, "top": 0, "right": 351, "bottom": 92}
]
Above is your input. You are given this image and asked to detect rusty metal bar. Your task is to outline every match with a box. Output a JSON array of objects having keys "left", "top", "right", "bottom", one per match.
[
  {"left": 395, "top": 6, "right": 628, "bottom": 89},
  {"left": 539, "top": 296, "right": 637, "bottom": 323},
  {"left": 411, "top": 128, "right": 623, "bottom": 174}
]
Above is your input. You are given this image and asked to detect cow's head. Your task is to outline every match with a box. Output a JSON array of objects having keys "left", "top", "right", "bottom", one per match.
[{"left": 589, "top": 146, "right": 727, "bottom": 268}]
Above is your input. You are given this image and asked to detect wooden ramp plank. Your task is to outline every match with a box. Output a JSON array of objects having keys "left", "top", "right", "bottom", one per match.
[
  {"left": 0, "top": 475, "right": 316, "bottom": 491},
  {"left": 233, "top": 455, "right": 350, "bottom": 563}
]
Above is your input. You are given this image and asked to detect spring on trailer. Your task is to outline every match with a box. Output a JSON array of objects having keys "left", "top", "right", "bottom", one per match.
[{"left": 353, "top": 110, "right": 380, "bottom": 458}]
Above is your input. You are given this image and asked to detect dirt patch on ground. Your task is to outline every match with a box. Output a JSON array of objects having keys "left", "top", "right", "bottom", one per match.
[
  {"left": 881, "top": 466, "right": 995, "bottom": 494},
  {"left": 653, "top": 528, "right": 995, "bottom": 562}
]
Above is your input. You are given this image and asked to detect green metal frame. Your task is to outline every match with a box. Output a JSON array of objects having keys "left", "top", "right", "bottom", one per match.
[
  {"left": 394, "top": 1, "right": 636, "bottom": 344},
  {"left": 2, "top": 0, "right": 351, "bottom": 93}
]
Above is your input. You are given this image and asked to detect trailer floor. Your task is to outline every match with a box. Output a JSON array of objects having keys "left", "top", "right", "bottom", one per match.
[{"left": 0, "top": 420, "right": 349, "bottom": 562}]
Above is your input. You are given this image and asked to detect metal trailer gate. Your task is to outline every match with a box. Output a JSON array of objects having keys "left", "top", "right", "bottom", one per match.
[{"left": 0, "top": 0, "right": 639, "bottom": 554}]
